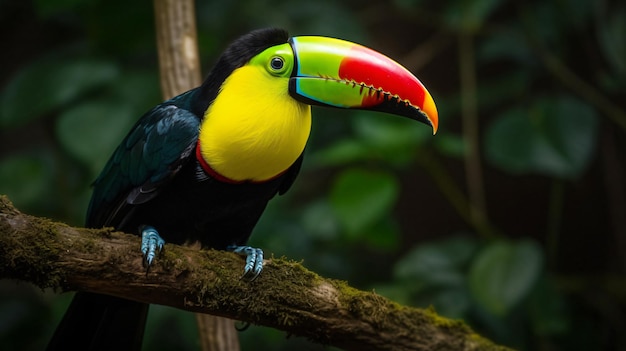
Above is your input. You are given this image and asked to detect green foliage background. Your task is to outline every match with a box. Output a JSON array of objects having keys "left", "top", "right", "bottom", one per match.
[{"left": 1, "top": 0, "right": 625, "bottom": 350}]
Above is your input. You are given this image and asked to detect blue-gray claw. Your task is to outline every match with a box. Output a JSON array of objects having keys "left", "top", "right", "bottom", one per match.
[
  {"left": 227, "top": 245, "right": 264, "bottom": 281},
  {"left": 141, "top": 226, "right": 165, "bottom": 268}
]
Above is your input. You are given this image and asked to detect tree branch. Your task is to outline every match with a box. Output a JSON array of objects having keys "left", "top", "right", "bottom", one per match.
[{"left": 0, "top": 195, "right": 511, "bottom": 351}]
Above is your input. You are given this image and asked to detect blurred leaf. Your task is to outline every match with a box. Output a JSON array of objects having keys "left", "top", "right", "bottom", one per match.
[
  {"left": 420, "top": 288, "right": 472, "bottom": 319},
  {"left": 34, "top": 0, "right": 83, "bottom": 17},
  {"left": 329, "top": 168, "right": 399, "bottom": 235},
  {"left": 528, "top": 276, "right": 570, "bottom": 336},
  {"left": 371, "top": 283, "right": 413, "bottom": 305},
  {"left": 395, "top": 236, "right": 477, "bottom": 287},
  {"left": 469, "top": 239, "right": 543, "bottom": 316},
  {"left": 0, "top": 154, "right": 53, "bottom": 211},
  {"left": 253, "top": 0, "right": 365, "bottom": 40},
  {"left": 354, "top": 112, "right": 431, "bottom": 149},
  {"left": 55, "top": 100, "right": 135, "bottom": 174},
  {"left": 361, "top": 216, "right": 400, "bottom": 251},
  {"left": 524, "top": 1, "right": 593, "bottom": 50},
  {"left": 561, "top": 0, "right": 595, "bottom": 29},
  {"left": 376, "top": 283, "right": 472, "bottom": 319},
  {"left": 446, "top": 0, "right": 505, "bottom": 31},
  {"left": 392, "top": 0, "right": 426, "bottom": 9},
  {"left": 384, "top": 236, "right": 479, "bottom": 319},
  {"left": 485, "top": 107, "right": 542, "bottom": 172},
  {"left": 353, "top": 112, "right": 431, "bottom": 166},
  {"left": 596, "top": 5, "right": 626, "bottom": 83},
  {"left": 522, "top": 2, "right": 562, "bottom": 48},
  {"left": 312, "top": 105, "right": 432, "bottom": 168},
  {"left": 478, "top": 28, "right": 534, "bottom": 63},
  {"left": 476, "top": 71, "right": 533, "bottom": 110},
  {"left": 434, "top": 132, "right": 466, "bottom": 158},
  {"left": 310, "top": 139, "right": 372, "bottom": 167},
  {"left": 541, "top": 97, "right": 598, "bottom": 174},
  {"left": 110, "top": 70, "right": 161, "bottom": 110},
  {"left": 86, "top": 0, "right": 156, "bottom": 55},
  {"left": 1, "top": 58, "right": 119, "bottom": 128},
  {"left": 485, "top": 95, "right": 598, "bottom": 179},
  {"left": 301, "top": 200, "right": 340, "bottom": 241}
]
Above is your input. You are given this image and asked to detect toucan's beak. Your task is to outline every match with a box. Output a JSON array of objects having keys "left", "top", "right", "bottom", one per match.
[{"left": 288, "top": 36, "right": 438, "bottom": 133}]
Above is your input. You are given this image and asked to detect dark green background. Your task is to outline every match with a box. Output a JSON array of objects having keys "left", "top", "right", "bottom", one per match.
[{"left": 1, "top": 0, "right": 624, "bottom": 350}]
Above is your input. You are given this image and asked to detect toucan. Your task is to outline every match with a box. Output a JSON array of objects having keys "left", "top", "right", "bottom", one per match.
[{"left": 46, "top": 28, "right": 438, "bottom": 350}]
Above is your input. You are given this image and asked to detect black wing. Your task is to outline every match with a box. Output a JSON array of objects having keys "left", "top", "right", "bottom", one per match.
[{"left": 87, "top": 92, "right": 201, "bottom": 228}]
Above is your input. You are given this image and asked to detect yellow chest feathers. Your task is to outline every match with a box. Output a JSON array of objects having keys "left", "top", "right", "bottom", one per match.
[{"left": 198, "top": 65, "right": 312, "bottom": 182}]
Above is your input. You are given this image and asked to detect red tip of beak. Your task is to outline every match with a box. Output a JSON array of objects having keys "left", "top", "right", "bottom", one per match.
[{"left": 339, "top": 45, "right": 438, "bottom": 132}]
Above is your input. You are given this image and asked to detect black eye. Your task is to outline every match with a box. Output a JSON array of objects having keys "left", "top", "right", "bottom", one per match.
[{"left": 270, "top": 57, "right": 284, "bottom": 71}]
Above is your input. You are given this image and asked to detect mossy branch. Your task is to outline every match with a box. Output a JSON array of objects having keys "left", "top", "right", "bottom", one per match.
[{"left": 0, "top": 195, "right": 511, "bottom": 351}]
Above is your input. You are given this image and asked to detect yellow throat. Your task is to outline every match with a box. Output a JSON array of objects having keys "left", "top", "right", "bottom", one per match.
[{"left": 198, "top": 65, "right": 312, "bottom": 182}]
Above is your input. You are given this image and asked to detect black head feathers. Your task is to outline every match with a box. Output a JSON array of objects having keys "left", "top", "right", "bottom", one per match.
[
  {"left": 193, "top": 28, "right": 290, "bottom": 116},
  {"left": 217, "top": 28, "right": 289, "bottom": 70}
]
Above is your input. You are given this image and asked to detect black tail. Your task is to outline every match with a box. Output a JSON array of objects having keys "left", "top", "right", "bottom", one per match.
[{"left": 47, "top": 292, "right": 149, "bottom": 351}]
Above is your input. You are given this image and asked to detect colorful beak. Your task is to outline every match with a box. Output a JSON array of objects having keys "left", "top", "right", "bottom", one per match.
[{"left": 288, "top": 36, "right": 438, "bottom": 133}]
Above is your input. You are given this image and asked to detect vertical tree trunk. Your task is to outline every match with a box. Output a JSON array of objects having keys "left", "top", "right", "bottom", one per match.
[
  {"left": 154, "top": 0, "right": 202, "bottom": 97},
  {"left": 153, "top": 1, "right": 240, "bottom": 350}
]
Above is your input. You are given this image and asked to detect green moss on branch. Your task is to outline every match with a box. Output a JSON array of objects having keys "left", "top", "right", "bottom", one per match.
[{"left": 0, "top": 195, "right": 513, "bottom": 351}]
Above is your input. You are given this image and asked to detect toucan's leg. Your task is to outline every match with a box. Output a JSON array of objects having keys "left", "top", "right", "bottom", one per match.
[
  {"left": 227, "top": 245, "right": 264, "bottom": 281},
  {"left": 141, "top": 225, "right": 165, "bottom": 268}
]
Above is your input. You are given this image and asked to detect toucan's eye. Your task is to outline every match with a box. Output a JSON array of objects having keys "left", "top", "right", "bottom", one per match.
[
  {"left": 269, "top": 57, "right": 285, "bottom": 71},
  {"left": 252, "top": 44, "right": 293, "bottom": 76}
]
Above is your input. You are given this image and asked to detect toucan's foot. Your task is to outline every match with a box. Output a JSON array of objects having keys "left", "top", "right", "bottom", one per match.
[
  {"left": 141, "top": 226, "right": 165, "bottom": 269},
  {"left": 227, "top": 245, "right": 264, "bottom": 281}
]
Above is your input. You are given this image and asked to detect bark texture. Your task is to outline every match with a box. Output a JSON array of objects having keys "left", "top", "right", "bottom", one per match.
[
  {"left": 154, "top": 0, "right": 201, "bottom": 99},
  {"left": 0, "top": 196, "right": 513, "bottom": 351}
]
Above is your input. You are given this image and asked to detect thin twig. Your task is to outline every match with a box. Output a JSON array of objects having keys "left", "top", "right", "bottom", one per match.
[
  {"left": 517, "top": 5, "right": 626, "bottom": 132},
  {"left": 458, "top": 33, "right": 491, "bottom": 238}
]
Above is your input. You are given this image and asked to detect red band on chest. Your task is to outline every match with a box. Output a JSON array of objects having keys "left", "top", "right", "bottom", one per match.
[
  {"left": 195, "top": 142, "right": 244, "bottom": 184},
  {"left": 195, "top": 142, "right": 289, "bottom": 185}
]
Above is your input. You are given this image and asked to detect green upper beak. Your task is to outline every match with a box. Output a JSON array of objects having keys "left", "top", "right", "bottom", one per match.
[{"left": 287, "top": 36, "right": 438, "bottom": 133}]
